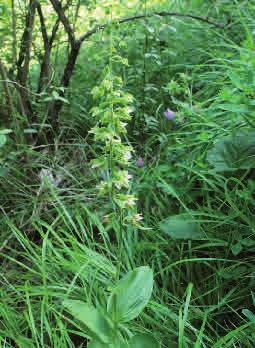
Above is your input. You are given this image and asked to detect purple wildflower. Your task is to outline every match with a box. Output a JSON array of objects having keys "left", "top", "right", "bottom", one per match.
[
  {"left": 136, "top": 157, "right": 145, "bottom": 168},
  {"left": 163, "top": 108, "right": 175, "bottom": 120}
]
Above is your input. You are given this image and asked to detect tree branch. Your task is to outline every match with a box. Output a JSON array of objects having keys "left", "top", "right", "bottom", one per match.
[
  {"left": 37, "top": 2, "right": 49, "bottom": 49},
  {"left": 11, "top": 0, "right": 17, "bottom": 71},
  {"left": 49, "top": 0, "right": 75, "bottom": 46},
  {"left": 16, "top": 0, "right": 37, "bottom": 120},
  {"left": 78, "top": 11, "right": 226, "bottom": 43},
  {"left": 0, "top": 58, "right": 15, "bottom": 119},
  {"left": 49, "top": 0, "right": 72, "bottom": 46},
  {"left": 37, "top": 0, "right": 72, "bottom": 95},
  {"left": 46, "top": 10, "right": 226, "bottom": 139},
  {"left": 46, "top": 41, "right": 81, "bottom": 133},
  {"left": 36, "top": 2, "right": 51, "bottom": 94},
  {"left": 17, "top": 0, "right": 37, "bottom": 86}
]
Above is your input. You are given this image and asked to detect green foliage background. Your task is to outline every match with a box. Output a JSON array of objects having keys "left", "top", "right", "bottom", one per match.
[{"left": 1, "top": 0, "right": 255, "bottom": 347}]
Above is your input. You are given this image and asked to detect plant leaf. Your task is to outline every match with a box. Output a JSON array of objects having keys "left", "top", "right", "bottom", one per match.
[
  {"left": 231, "top": 242, "right": 242, "bottom": 256},
  {"left": 87, "top": 340, "right": 106, "bottom": 348},
  {"left": 207, "top": 131, "right": 255, "bottom": 172},
  {"left": 88, "top": 339, "right": 130, "bottom": 348},
  {"left": 62, "top": 300, "right": 112, "bottom": 343},
  {"left": 107, "top": 266, "right": 153, "bottom": 323},
  {"left": 0, "top": 129, "right": 12, "bottom": 135},
  {"left": 159, "top": 214, "right": 202, "bottom": 240},
  {"left": 0, "top": 134, "right": 7, "bottom": 146},
  {"left": 129, "top": 334, "right": 160, "bottom": 348},
  {"left": 242, "top": 309, "right": 255, "bottom": 322}
]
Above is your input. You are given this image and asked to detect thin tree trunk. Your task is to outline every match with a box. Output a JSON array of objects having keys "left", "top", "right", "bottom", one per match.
[
  {"left": 47, "top": 41, "right": 81, "bottom": 134},
  {"left": 0, "top": 58, "right": 15, "bottom": 121},
  {"left": 16, "top": 0, "right": 37, "bottom": 122},
  {"left": 11, "top": 0, "right": 17, "bottom": 74}
]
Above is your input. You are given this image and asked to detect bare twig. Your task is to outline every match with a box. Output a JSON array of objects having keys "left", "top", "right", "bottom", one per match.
[
  {"left": 0, "top": 79, "right": 42, "bottom": 96},
  {"left": 78, "top": 11, "right": 226, "bottom": 44},
  {"left": 37, "top": 0, "right": 72, "bottom": 95},
  {"left": 37, "top": 2, "right": 49, "bottom": 49},
  {"left": 49, "top": 0, "right": 76, "bottom": 46}
]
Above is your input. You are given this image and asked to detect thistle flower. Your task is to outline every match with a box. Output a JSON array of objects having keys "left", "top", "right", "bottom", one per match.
[
  {"left": 136, "top": 157, "right": 145, "bottom": 168},
  {"left": 163, "top": 108, "right": 175, "bottom": 120}
]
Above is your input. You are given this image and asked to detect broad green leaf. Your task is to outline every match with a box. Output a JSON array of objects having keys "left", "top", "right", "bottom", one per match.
[
  {"left": 0, "top": 129, "right": 12, "bottom": 135},
  {"left": 228, "top": 71, "right": 243, "bottom": 89},
  {"left": 62, "top": 300, "right": 112, "bottom": 343},
  {"left": 0, "top": 167, "right": 7, "bottom": 177},
  {"left": 88, "top": 340, "right": 106, "bottom": 348},
  {"left": 219, "top": 103, "right": 249, "bottom": 113},
  {"left": 159, "top": 24, "right": 177, "bottom": 42},
  {"left": 129, "top": 334, "right": 160, "bottom": 348},
  {"left": 230, "top": 242, "right": 242, "bottom": 256},
  {"left": 88, "top": 339, "right": 129, "bottom": 348},
  {"left": 159, "top": 214, "right": 202, "bottom": 240},
  {"left": 107, "top": 266, "right": 153, "bottom": 323},
  {"left": 241, "top": 239, "right": 255, "bottom": 247},
  {"left": 0, "top": 134, "right": 7, "bottom": 146},
  {"left": 52, "top": 91, "right": 59, "bottom": 99},
  {"left": 242, "top": 309, "right": 255, "bottom": 322},
  {"left": 218, "top": 265, "right": 248, "bottom": 280},
  {"left": 207, "top": 131, "right": 255, "bottom": 172}
]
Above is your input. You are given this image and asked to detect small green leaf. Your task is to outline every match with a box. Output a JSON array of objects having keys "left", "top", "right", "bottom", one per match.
[
  {"left": 219, "top": 266, "right": 248, "bottom": 280},
  {"left": 242, "top": 309, "right": 255, "bottom": 322},
  {"left": 228, "top": 71, "right": 243, "bottom": 90},
  {"left": 52, "top": 91, "right": 59, "bottom": 99},
  {"left": 129, "top": 334, "right": 160, "bottom": 348},
  {"left": 159, "top": 214, "right": 202, "bottom": 240},
  {"left": 0, "top": 129, "right": 12, "bottom": 135},
  {"left": 87, "top": 340, "right": 106, "bottom": 348},
  {"left": 207, "top": 131, "right": 255, "bottom": 172},
  {"left": 241, "top": 239, "right": 255, "bottom": 247},
  {"left": 107, "top": 266, "right": 153, "bottom": 323},
  {"left": 0, "top": 134, "right": 7, "bottom": 146},
  {"left": 231, "top": 242, "right": 242, "bottom": 256},
  {"left": 23, "top": 129, "right": 38, "bottom": 134},
  {"left": 88, "top": 339, "right": 129, "bottom": 348},
  {"left": 0, "top": 167, "right": 8, "bottom": 177},
  {"left": 63, "top": 300, "right": 112, "bottom": 343}
]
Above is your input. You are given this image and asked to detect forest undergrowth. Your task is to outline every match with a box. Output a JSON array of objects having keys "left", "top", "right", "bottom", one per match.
[{"left": 1, "top": 0, "right": 255, "bottom": 347}]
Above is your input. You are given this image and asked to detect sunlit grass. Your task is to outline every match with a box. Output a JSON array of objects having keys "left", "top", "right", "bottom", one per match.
[{"left": 1, "top": 0, "right": 255, "bottom": 347}]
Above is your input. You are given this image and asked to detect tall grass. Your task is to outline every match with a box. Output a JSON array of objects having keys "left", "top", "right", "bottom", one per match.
[{"left": 1, "top": 0, "right": 255, "bottom": 347}]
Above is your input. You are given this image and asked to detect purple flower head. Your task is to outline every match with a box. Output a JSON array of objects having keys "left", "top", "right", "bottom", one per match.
[
  {"left": 136, "top": 157, "right": 145, "bottom": 168},
  {"left": 163, "top": 108, "right": 175, "bottom": 120}
]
